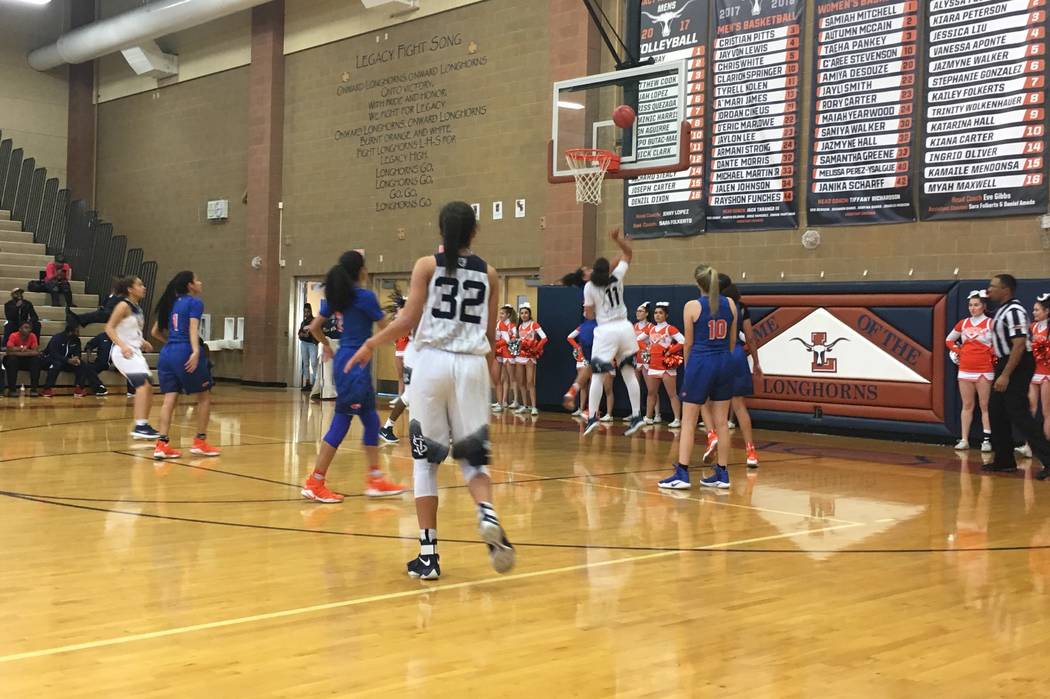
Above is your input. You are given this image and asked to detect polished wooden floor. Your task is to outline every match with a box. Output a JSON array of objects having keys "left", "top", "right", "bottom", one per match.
[{"left": 1, "top": 387, "right": 1049, "bottom": 697}]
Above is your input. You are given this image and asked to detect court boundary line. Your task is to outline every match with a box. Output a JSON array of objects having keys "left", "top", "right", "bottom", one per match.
[{"left": 0, "top": 522, "right": 862, "bottom": 664}]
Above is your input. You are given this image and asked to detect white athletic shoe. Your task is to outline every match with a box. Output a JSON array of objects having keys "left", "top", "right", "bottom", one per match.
[
  {"left": 508, "top": 402, "right": 520, "bottom": 410},
  {"left": 530, "top": 407, "right": 539, "bottom": 416},
  {"left": 571, "top": 408, "right": 582, "bottom": 417},
  {"left": 668, "top": 419, "right": 682, "bottom": 428},
  {"left": 643, "top": 417, "right": 654, "bottom": 425},
  {"left": 981, "top": 439, "right": 992, "bottom": 453},
  {"left": 954, "top": 439, "right": 970, "bottom": 450},
  {"left": 600, "top": 414, "right": 614, "bottom": 423},
  {"left": 654, "top": 415, "right": 663, "bottom": 424},
  {"left": 1017, "top": 443, "right": 1033, "bottom": 458},
  {"left": 492, "top": 404, "right": 503, "bottom": 413},
  {"left": 514, "top": 404, "right": 528, "bottom": 414},
  {"left": 728, "top": 419, "right": 737, "bottom": 429}
]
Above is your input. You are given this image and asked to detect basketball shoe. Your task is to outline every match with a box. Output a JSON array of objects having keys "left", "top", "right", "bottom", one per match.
[{"left": 301, "top": 476, "right": 344, "bottom": 503}]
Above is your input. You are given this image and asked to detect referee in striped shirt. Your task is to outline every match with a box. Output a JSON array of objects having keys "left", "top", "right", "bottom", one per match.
[{"left": 985, "top": 273, "right": 1050, "bottom": 479}]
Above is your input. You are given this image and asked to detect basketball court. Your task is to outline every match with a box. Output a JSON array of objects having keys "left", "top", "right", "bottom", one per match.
[
  {"left": 1, "top": 388, "right": 1048, "bottom": 695},
  {"left": 3, "top": 0, "right": 1050, "bottom": 695}
]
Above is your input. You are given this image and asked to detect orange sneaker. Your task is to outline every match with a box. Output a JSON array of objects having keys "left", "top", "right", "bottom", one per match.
[
  {"left": 365, "top": 473, "right": 406, "bottom": 497},
  {"left": 702, "top": 431, "right": 718, "bottom": 464},
  {"left": 191, "top": 438, "right": 221, "bottom": 457},
  {"left": 154, "top": 440, "right": 182, "bottom": 460},
  {"left": 301, "top": 477, "right": 344, "bottom": 503},
  {"left": 746, "top": 443, "right": 759, "bottom": 467}
]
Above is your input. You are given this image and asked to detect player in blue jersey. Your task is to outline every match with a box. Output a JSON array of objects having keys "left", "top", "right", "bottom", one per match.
[
  {"left": 658, "top": 264, "right": 738, "bottom": 490},
  {"left": 151, "top": 271, "right": 220, "bottom": 460},
  {"left": 301, "top": 250, "right": 406, "bottom": 503}
]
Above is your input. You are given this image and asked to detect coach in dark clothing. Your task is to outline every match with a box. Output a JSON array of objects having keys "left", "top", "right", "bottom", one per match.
[
  {"left": 984, "top": 273, "right": 1050, "bottom": 479},
  {"left": 3, "top": 288, "right": 41, "bottom": 344}
]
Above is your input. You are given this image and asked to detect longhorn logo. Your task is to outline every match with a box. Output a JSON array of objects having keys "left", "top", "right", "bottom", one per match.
[
  {"left": 750, "top": 0, "right": 762, "bottom": 16},
  {"left": 790, "top": 332, "right": 849, "bottom": 373},
  {"left": 642, "top": 0, "right": 697, "bottom": 38}
]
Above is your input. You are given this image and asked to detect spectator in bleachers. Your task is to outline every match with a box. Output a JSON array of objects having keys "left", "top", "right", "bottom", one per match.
[
  {"left": 4, "top": 288, "right": 40, "bottom": 345},
  {"left": 45, "top": 254, "right": 75, "bottom": 308},
  {"left": 67, "top": 280, "right": 122, "bottom": 328},
  {"left": 4, "top": 321, "right": 42, "bottom": 397},
  {"left": 40, "top": 325, "right": 107, "bottom": 398}
]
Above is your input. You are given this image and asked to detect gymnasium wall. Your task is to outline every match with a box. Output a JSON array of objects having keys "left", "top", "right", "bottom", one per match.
[
  {"left": 95, "top": 0, "right": 487, "bottom": 103},
  {"left": 95, "top": 68, "right": 250, "bottom": 343},
  {"left": 280, "top": 0, "right": 549, "bottom": 279},
  {"left": 0, "top": 2, "right": 69, "bottom": 184}
]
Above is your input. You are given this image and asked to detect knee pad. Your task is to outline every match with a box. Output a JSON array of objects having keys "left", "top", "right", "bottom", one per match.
[
  {"left": 409, "top": 419, "right": 449, "bottom": 464},
  {"left": 323, "top": 412, "right": 352, "bottom": 449},
  {"left": 450, "top": 425, "right": 490, "bottom": 468},
  {"left": 590, "top": 359, "right": 615, "bottom": 374},
  {"left": 360, "top": 409, "right": 380, "bottom": 447},
  {"left": 413, "top": 461, "right": 439, "bottom": 498},
  {"left": 459, "top": 461, "right": 491, "bottom": 483}
]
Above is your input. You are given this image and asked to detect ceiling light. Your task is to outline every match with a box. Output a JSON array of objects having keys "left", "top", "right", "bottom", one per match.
[
  {"left": 7, "top": 0, "right": 52, "bottom": 5},
  {"left": 558, "top": 100, "right": 585, "bottom": 110}
]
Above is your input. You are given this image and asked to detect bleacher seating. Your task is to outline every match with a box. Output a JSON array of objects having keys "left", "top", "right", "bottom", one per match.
[{"left": 0, "top": 128, "right": 159, "bottom": 395}]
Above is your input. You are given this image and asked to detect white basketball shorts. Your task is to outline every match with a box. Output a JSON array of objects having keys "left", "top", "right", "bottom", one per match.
[{"left": 408, "top": 346, "right": 490, "bottom": 446}]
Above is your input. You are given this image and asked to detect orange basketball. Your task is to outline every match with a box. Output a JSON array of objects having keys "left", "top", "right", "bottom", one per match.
[{"left": 612, "top": 104, "right": 636, "bottom": 129}]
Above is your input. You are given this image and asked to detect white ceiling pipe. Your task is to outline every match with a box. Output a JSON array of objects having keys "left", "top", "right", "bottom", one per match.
[{"left": 28, "top": 0, "right": 273, "bottom": 71}]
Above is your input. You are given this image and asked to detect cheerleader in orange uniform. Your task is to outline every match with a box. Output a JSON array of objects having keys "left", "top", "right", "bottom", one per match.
[
  {"left": 1029, "top": 294, "right": 1050, "bottom": 440},
  {"left": 946, "top": 290, "right": 995, "bottom": 452},
  {"left": 492, "top": 304, "right": 518, "bottom": 413},
  {"left": 634, "top": 302, "right": 655, "bottom": 419},
  {"left": 515, "top": 302, "right": 547, "bottom": 416},
  {"left": 644, "top": 302, "right": 684, "bottom": 427}
]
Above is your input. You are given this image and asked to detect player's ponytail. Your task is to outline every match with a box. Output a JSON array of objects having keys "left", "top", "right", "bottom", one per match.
[
  {"left": 694, "top": 264, "right": 720, "bottom": 317},
  {"left": 439, "top": 201, "right": 477, "bottom": 274},
  {"left": 590, "top": 258, "right": 611, "bottom": 287},
  {"left": 155, "top": 270, "right": 195, "bottom": 331},
  {"left": 325, "top": 250, "right": 364, "bottom": 310}
]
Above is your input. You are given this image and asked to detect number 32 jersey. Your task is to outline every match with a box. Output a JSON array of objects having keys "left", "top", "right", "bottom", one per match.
[
  {"left": 584, "top": 260, "right": 629, "bottom": 325},
  {"left": 414, "top": 253, "right": 491, "bottom": 356}
]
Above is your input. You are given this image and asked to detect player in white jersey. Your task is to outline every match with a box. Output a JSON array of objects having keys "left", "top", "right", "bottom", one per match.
[
  {"left": 349, "top": 201, "right": 514, "bottom": 581},
  {"left": 104, "top": 275, "right": 160, "bottom": 440},
  {"left": 579, "top": 228, "right": 645, "bottom": 437}
]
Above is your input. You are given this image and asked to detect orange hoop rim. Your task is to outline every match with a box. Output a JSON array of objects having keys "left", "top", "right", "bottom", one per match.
[{"left": 565, "top": 148, "right": 620, "bottom": 172}]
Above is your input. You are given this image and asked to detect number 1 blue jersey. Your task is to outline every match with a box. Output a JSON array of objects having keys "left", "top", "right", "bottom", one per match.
[
  {"left": 693, "top": 295, "right": 732, "bottom": 355},
  {"left": 167, "top": 295, "right": 204, "bottom": 345},
  {"left": 414, "top": 253, "right": 491, "bottom": 356}
]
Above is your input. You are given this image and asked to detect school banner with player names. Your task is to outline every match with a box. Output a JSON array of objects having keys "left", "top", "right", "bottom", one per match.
[
  {"left": 707, "top": 0, "right": 804, "bottom": 230},
  {"left": 919, "top": 0, "right": 1050, "bottom": 218},
  {"left": 624, "top": 0, "right": 708, "bottom": 238},
  {"left": 808, "top": 0, "right": 919, "bottom": 225}
]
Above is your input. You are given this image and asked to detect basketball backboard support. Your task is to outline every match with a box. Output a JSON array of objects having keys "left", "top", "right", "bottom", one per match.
[{"left": 548, "top": 61, "right": 691, "bottom": 183}]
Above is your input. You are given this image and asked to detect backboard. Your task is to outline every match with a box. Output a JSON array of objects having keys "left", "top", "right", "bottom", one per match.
[{"left": 548, "top": 60, "right": 691, "bottom": 183}]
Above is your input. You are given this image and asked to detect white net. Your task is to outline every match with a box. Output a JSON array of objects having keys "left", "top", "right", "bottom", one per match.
[{"left": 565, "top": 149, "right": 614, "bottom": 205}]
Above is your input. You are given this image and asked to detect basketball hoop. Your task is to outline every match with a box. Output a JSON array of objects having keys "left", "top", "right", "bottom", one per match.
[{"left": 565, "top": 148, "right": 620, "bottom": 205}]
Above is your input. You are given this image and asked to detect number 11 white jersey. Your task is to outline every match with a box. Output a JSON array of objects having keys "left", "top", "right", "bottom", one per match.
[
  {"left": 413, "top": 253, "right": 491, "bottom": 356},
  {"left": 584, "top": 260, "right": 629, "bottom": 325}
]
